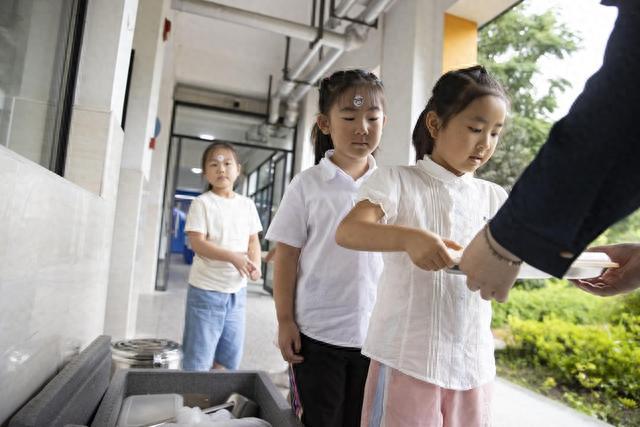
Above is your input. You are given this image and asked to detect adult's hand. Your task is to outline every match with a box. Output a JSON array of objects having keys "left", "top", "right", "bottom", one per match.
[
  {"left": 571, "top": 243, "right": 640, "bottom": 297},
  {"left": 459, "top": 226, "right": 521, "bottom": 302}
]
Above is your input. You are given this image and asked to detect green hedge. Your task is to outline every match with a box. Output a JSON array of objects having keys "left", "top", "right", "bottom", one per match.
[
  {"left": 506, "top": 315, "right": 640, "bottom": 403},
  {"left": 492, "top": 280, "right": 611, "bottom": 328},
  {"left": 493, "top": 281, "right": 640, "bottom": 423}
]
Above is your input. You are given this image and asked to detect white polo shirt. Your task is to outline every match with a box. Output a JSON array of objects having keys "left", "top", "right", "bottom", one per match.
[
  {"left": 265, "top": 150, "right": 383, "bottom": 348},
  {"left": 358, "top": 156, "right": 508, "bottom": 389}
]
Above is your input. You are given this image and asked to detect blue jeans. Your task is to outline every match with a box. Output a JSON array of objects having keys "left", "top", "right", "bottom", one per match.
[{"left": 181, "top": 285, "right": 247, "bottom": 371}]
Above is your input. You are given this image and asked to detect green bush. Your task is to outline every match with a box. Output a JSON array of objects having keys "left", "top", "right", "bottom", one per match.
[
  {"left": 508, "top": 315, "right": 640, "bottom": 395},
  {"left": 502, "top": 314, "right": 640, "bottom": 424},
  {"left": 492, "top": 280, "right": 610, "bottom": 328}
]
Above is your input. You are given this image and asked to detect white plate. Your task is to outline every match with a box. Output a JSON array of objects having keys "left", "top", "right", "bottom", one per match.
[{"left": 446, "top": 251, "right": 618, "bottom": 280}]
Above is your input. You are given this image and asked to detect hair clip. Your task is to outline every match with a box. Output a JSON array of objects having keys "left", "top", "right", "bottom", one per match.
[{"left": 353, "top": 95, "right": 364, "bottom": 107}]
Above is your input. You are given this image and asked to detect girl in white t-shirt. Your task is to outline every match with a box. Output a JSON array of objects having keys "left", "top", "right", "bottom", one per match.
[
  {"left": 336, "top": 66, "right": 509, "bottom": 426},
  {"left": 182, "top": 142, "right": 263, "bottom": 371},
  {"left": 265, "top": 69, "right": 386, "bottom": 427}
]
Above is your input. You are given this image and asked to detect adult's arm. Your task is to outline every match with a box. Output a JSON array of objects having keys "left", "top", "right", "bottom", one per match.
[{"left": 490, "top": 1, "right": 640, "bottom": 277}]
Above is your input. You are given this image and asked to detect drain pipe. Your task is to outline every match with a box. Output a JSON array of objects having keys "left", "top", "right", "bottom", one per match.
[
  {"left": 268, "top": 0, "right": 360, "bottom": 124},
  {"left": 283, "top": 47, "right": 345, "bottom": 127},
  {"left": 282, "top": 0, "right": 395, "bottom": 127},
  {"left": 268, "top": 41, "right": 323, "bottom": 125},
  {"left": 359, "top": 0, "right": 394, "bottom": 24}
]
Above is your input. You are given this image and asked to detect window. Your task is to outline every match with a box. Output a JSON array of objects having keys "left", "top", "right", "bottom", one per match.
[{"left": 0, "top": 0, "right": 86, "bottom": 174}]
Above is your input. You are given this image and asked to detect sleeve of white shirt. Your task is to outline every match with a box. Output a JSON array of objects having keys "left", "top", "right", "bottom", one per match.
[
  {"left": 357, "top": 167, "right": 400, "bottom": 222},
  {"left": 265, "top": 175, "right": 307, "bottom": 248},
  {"left": 490, "top": 183, "right": 509, "bottom": 215},
  {"left": 248, "top": 198, "right": 263, "bottom": 235},
  {"left": 185, "top": 197, "right": 207, "bottom": 234}
]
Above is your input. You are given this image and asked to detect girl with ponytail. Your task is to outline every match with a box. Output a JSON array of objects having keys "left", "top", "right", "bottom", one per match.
[
  {"left": 266, "top": 69, "right": 386, "bottom": 426},
  {"left": 337, "top": 65, "right": 509, "bottom": 426}
]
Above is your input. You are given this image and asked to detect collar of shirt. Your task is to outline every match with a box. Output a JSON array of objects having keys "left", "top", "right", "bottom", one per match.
[
  {"left": 319, "top": 149, "right": 377, "bottom": 184},
  {"left": 416, "top": 155, "right": 473, "bottom": 184}
]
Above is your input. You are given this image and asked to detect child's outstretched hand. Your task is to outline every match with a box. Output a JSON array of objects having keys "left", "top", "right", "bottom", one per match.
[
  {"left": 228, "top": 252, "right": 258, "bottom": 278},
  {"left": 404, "top": 229, "right": 462, "bottom": 271},
  {"left": 278, "top": 320, "right": 304, "bottom": 364}
]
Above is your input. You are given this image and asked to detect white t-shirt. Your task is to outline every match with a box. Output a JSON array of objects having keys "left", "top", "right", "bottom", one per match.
[
  {"left": 185, "top": 191, "right": 263, "bottom": 293},
  {"left": 358, "top": 156, "right": 508, "bottom": 390},
  {"left": 265, "top": 150, "right": 383, "bottom": 348}
]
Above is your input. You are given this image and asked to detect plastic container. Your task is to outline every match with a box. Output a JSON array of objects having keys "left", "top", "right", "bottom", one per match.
[
  {"left": 116, "top": 393, "right": 183, "bottom": 427},
  {"left": 92, "top": 369, "right": 302, "bottom": 427}
]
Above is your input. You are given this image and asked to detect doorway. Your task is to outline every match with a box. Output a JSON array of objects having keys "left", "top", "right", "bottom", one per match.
[{"left": 156, "top": 101, "right": 295, "bottom": 293}]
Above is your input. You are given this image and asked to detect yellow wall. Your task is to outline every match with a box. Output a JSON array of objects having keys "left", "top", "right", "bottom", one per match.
[{"left": 442, "top": 13, "right": 478, "bottom": 73}]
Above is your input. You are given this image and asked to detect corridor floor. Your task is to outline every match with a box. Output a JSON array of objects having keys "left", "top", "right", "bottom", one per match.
[{"left": 135, "top": 256, "right": 611, "bottom": 427}]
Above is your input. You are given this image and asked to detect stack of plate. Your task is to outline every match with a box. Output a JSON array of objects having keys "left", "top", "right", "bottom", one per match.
[{"left": 447, "top": 251, "right": 618, "bottom": 279}]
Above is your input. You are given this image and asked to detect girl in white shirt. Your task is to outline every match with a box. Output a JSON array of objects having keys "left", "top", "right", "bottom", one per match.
[
  {"left": 265, "top": 69, "right": 386, "bottom": 427},
  {"left": 336, "top": 66, "right": 509, "bottom": 426},
  {"left": 182, "top": 142, "right": 263, "bottom": 371}
]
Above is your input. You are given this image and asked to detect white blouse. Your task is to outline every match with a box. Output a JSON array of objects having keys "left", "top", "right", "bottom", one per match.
[
  {"left": 266, "top": 150, "right": 383, "bottom": 348},
  {"left": 358, "top": 156, "right": 508, "bottom": 390}
]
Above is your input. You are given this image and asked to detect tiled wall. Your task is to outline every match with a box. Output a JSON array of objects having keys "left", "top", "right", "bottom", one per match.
[{"left": 0, "top": 145, "right": 117, "bottom": 423}]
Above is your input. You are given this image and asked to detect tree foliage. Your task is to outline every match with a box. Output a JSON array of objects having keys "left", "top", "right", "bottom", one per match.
[{"left": 475, "top": 3, "right": 580, "bottom": 188}]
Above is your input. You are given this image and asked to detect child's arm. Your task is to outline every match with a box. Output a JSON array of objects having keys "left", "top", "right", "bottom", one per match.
[
  {"left": 188, "top": 231, "right": 256, "bottom": 277},
  {"left": 273, "top": 242, "right": 304, "bottom": 364},
  {"left": 336, "top": 200, "right": 462, "bottom": 271},
  {"left": 247, "top": 233, "right": 262, "bottom": 281}
]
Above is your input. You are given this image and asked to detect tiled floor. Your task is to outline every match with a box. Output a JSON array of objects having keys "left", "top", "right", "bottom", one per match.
[
  {"left": 135, "top": 255, "right": 288, "bottom": 389},
  {"left": 135, "top": 255, "right": 611, "bottom": 426}
]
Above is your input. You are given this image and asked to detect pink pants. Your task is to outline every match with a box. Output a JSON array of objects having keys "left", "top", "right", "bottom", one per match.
[{"left": 361, "top": 360, "right": 493, "bottom": 427}]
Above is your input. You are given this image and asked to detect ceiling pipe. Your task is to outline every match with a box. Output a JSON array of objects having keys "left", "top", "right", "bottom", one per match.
[
  {"left": 359, "top": 0, "right": 393, "bottom": 24},
  {"left": 268, "top": 0, "right": 360, "bottom": 124},
  {"left": 282, "top": 0, "right": 395, "bottom": 127},
  {"left": 268, "top": 41, "right": 323, "bottom": 124},
  {"left": 172, "top": 0, "right": 357, "bottom": 50},
  {"left": 328, "top": 0, "right": 358, "bottom": 28}
]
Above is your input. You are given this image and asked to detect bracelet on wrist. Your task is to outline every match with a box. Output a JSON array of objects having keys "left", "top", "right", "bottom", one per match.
[{"left": 483, "top": 224, "right": 522, "bottom": 266}]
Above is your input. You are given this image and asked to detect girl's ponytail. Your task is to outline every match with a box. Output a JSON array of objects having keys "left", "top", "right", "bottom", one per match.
[
  {"left": 312, "top": 123, "right": 334, "bottom": 165},
  {"left": 411, "top": 105, "right": 435, "bottom": 162}
]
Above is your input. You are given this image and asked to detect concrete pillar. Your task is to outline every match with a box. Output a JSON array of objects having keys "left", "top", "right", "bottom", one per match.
[
  {"left": 136, "top": 8, "right": 176, "bottom": 295},
  {"left": 294, "top": 88, "right": 317, "bottom": 173},
  {"left": 378, "top": 0, "right": 446, "bottom": 166},
  {"left": 105, "top": 0, "right": 170, "bottom": 339}
]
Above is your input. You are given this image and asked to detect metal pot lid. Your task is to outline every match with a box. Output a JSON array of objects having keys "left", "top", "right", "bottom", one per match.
[{"left": 111, "top": 338, "right": 182, "bottom": 361}]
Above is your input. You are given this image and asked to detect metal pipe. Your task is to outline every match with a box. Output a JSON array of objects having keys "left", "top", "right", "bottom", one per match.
[
  {"left": 287, "top": 48, "right": 344, "bottom": 105},
  {"left": 282, "top": 0, "right": 394, "bottom": 126},
  {"left": 268, "top": 41, "right": 324, "bottom": 124},
  {"left": 334, "top": 0, "right": 358, "bottom": 17},
  {"left": 359, "top": 0, "right": 395, "bottom": 24},
  {"left": 171, "top": 0, "right": 355, "bottom": 50}
]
